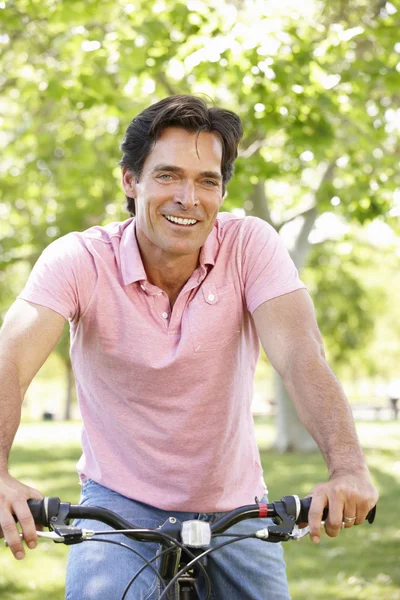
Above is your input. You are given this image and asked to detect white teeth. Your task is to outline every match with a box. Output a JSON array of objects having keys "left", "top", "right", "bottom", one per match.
[{"left": 165, "top": 215, "right": 197, "bottom": 226}]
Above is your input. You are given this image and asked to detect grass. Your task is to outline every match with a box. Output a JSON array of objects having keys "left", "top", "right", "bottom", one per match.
[
  {"left": 1, "top": 419, "right": 399, "bottom": 599},
  {"left": 256, "top": 420, "right": 400, "bottom": 600}
]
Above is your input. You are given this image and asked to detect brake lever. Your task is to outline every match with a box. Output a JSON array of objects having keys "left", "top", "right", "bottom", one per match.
[
  {"left": 4, "top": 528, "right": 96, "bottom": 547},
  {"left": 288, "top": 525, "right": 310, "bottom": 540},
  {"left": 37, "top": 531, "right": 66, "bottom": 542},
  {"left": 4, "top": 531, "right": 65, "bottom": 546},
  {"left": 289, "top": 520, "right": 348, "bottom": 540}
]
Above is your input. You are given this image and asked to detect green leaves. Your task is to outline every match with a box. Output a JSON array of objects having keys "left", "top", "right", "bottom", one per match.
[{"left": 1, "top": 0, "right": 399, "bottom": 373}]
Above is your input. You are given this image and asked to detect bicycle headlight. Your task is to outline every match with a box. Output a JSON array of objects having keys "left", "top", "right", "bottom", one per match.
[{"left": 181, "top": 520, "right": 212, "bottom": 548}]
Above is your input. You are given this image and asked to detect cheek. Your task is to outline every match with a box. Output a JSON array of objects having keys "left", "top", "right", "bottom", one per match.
[
  {"left": 143, "top": 196, "right": 164, "bottom": 229},
  {"left": 207, "top": 197, "right": 223, "bottom": 215},
  {"left": 135, "top": 203, "right": 152, "bottom": 232}
]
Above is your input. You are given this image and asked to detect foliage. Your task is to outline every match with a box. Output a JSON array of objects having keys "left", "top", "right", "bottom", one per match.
[
  {"left": 1, "top": 0, "right": 399, "bottom": 376},
  {"left": 302, "top": 230, "right": 400, "bottom": 377}
]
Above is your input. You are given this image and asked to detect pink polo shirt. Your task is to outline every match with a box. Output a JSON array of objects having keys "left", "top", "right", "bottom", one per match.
[{"left": 19, "top": 212, "right": 305, "bottom": 512}]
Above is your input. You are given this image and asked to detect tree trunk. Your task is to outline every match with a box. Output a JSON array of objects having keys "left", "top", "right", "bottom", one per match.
[
  {"left": 273, "top": 163, "right": 335, "bottom": 451},
  {"left": 247, "top": 181, "right": 273, "bottom": 224},
  {"left": 274, "top": 376, "right": 317, "bottom": 452},
  {"left": 248, "top": 162, "right": 335, "bottom": 451},
  {"left": 64, "top": 360, "right": 74, "bottom": 421},
  {"left": 273, "top": 208, "right": 318, "bottom": 451}
]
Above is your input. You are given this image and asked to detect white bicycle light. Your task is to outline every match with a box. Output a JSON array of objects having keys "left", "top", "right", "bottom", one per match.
[{"left": 181, "top": 520, "right": 212, "bottom": 548}]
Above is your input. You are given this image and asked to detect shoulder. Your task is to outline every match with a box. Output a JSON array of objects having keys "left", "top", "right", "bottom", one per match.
[
  {"left": 45, "top": 218, "right": 134, "bottom": 260},
  {"left": 216, "top": 212, "right": 277, "bottom": 246},
  {"left": 217, "top": 211, "right": 275, "bottom": 231},
  {"left": 79, "top": 218, "right": 134, "bottom": 247}
]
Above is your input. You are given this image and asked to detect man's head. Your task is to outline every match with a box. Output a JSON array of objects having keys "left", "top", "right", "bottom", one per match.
[{"left": 119, "top": 95, "right": 243, "bottom": 217}]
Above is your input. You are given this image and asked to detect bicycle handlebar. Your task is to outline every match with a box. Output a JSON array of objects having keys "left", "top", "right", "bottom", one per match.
[
  {"left": 26, "top": 494, "right": 376, "bottom": 540},
  {"left": 16, "top": 494, "right": 376, "bottom": 599}
]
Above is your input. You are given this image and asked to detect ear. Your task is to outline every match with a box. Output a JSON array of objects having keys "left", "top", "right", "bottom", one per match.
[{"left": 121, "top": 168, "right": 137, "bottom": 197}]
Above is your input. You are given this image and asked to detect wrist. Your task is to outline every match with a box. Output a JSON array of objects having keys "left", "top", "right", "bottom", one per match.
[
  {"left": 329, "top": 462, "right": 370, "bottom": 479},
  {"left": 0, "top": 465, "right": 10, "bottom": 478}
]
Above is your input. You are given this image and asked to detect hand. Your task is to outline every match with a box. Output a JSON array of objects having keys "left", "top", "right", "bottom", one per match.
[
  {"left": 0, "top": 473, "right": 43, "bottom": 560},
  {"left": 307, "top": 469, "right": 378, "bottom": 543}
]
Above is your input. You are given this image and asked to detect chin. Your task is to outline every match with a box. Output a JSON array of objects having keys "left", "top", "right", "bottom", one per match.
[{"left": 164, "top": 241, "right": 199, "bottom": 255}]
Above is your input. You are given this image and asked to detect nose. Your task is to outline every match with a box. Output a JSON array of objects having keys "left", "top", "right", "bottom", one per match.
[{"left": 174, "top": 181, "right": 198, "bottom": 209}]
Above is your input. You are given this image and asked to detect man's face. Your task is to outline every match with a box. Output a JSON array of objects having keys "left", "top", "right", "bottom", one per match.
[{"left": 123, "top": 127, "right": 224, "bottom": 260}]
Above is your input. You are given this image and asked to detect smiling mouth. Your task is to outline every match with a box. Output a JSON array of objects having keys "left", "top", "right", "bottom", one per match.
[{"left": 164, "top": 215, "right": 198, "bottom": 226}]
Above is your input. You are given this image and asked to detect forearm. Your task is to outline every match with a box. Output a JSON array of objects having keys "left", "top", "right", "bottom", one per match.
[
  {"left": 0, "top": 358, "right": 23, "bottom": 473},
  {"left": 254, "top": 292, "right": 377, "bottom": 539},
  {"left": 283, "top": 349, "right": 367, "bottom": 476}
]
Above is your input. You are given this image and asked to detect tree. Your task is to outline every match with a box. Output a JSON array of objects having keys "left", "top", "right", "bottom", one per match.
[
  {"left": 1, "top": 0, "right": 399, "bottom": 441},
  {"left": 215, "top": 0, "right": 400, "bottom": 449}
]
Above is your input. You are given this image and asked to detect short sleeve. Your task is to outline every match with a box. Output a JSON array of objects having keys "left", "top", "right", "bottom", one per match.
[
  {"left": 18, "top": 233, "right": 96, "bottom": 322},
  {"left": 242, "top": 217, "right": 306, "bottom": 314}
]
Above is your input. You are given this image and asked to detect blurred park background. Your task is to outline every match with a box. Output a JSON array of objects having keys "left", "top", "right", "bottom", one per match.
[{"left": 0, "top": 0, "right": 399, "bottom": 598}]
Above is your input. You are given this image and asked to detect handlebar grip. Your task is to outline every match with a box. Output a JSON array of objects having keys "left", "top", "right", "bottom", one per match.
[
  {"left": 28, "top": 500, "right": 47, "bottom": 525},
  {"left": 297, "top": 498, "right": 327, "bottom": 523},
  {"left": 27, "top": 499, "right": 48, "bottom": 526},
  {"left": 297, "top": 497, "right": 376, "bottom": 524}
]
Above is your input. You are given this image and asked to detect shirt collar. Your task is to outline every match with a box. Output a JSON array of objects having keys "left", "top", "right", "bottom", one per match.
[
  {"left": 199, "top": 219, "right": 219, "bottom": 268},
  {"left": 120, "top": 219, "right": 147, "bottom": 286},
  {"left": 120, "top": 218, "right": 220, "bottom": 286}
]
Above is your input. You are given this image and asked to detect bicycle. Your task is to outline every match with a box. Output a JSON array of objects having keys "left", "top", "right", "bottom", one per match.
[{"left": 9, "top": 494, "right": 376, "bottom": 600}]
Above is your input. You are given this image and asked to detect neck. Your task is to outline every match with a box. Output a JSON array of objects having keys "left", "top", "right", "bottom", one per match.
[
  {"left": 143, "top": 254, "right": 199, "bottom": 292},
  {"left": 137, "top": 233, "right": 200, "bottom": 293}
]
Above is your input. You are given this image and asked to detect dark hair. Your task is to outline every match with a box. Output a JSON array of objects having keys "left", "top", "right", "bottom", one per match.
[{"left": 119, "top": 95, "right": 243, "bottom": 216}]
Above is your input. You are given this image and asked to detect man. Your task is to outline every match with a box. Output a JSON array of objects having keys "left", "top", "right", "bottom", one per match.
[{"left": 0, "top": 95, "right": 378, "bottom": 599}]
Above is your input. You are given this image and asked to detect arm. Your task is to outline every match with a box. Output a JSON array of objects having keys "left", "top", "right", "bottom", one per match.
[
  {"left": 253, "top": 288, "right": 378, "bottom": 542},
  {"left": 0, "top": 299, "right": 65, "bottom": 559}
]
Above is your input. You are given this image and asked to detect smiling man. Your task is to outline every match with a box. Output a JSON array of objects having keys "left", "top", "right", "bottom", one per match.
[
  {"left": 0, "top": 95, "right": 377, "bottom": 600},
  {"left": 122, "top": 126, "right": 225, "bottom": 308}
]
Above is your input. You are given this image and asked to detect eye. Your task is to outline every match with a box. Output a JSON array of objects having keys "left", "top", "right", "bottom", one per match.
[
  {"left": 203, "top": 180, "right": 219, "bottom": 187},
  {"left": 157, "top": 173, "right": 173, "bottom": 180}
]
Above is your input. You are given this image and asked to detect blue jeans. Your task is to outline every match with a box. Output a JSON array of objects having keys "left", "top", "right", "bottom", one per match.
[{"left": 65, "top": 480, "right": 291, "bottom": 600}]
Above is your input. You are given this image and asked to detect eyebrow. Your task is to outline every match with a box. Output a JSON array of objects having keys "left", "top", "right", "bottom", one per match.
[{"left": 152, "top": 164, "right": 222, "bottom": 181}]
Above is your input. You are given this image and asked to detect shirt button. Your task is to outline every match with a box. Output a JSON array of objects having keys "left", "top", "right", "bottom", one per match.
[
  {"left": 156, "top": 292, "right": 162, "bottom": 296},
  {"left": 140, "top": 284, "right": 146, "bottom": 291},
  {"left": 162, "top": 312, "right": 169, "bottom": 319},
  {"left": 208, "top": 294, "right": 215, "bottom": 301}
]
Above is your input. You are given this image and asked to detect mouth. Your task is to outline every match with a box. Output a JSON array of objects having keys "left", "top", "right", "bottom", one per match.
[{"left": 163, "top": 215, "right": 198, "bottom": 227}]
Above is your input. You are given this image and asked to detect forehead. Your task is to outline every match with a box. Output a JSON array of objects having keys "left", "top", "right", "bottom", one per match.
[{"left": 144, "top": 127, "right": 223, "bottom": 172}]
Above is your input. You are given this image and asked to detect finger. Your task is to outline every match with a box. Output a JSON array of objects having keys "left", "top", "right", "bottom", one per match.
[
  {"left": 356, "top": 483, "right": 379, "bottom": 524},
  {"left": 307, "top": 494, "right": 327, "bottom": 543},
  {"left": 354, "top": 498, "right": 371, "bottom": 525},
  {"left": 26, "top": 486, "right": 43, "bottom": 502},
  {"left": 24, "top": 486, "right": 44, "bottom": 533},
  {"left": 325, "top": 492, "right": 345, "bottom": 538},
  {"left": 11, "top": 498, "right": 39, "bottom": 550},
  {"left": 0, "top": 507, "right": 26, "bottom": 560},
  {"left": 343, "top": 493, "right": 357, "bottom": 528},
  {"left": 25, "top": 487, "right": 44, "bottom": 529}
]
